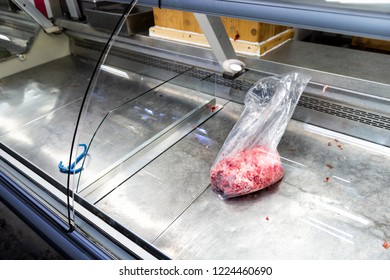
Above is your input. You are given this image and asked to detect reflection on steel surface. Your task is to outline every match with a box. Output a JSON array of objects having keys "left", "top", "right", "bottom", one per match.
[{"left": 300, "top": 218, "right": 354, "bottom": 244}]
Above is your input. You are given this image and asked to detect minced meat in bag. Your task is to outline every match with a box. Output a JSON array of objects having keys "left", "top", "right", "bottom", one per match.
[{"left": 210, "top": 72, "right": 310, "bottom": 199}]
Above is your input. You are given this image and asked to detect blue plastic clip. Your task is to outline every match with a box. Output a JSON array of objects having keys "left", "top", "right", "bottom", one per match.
[{"left": 58, "top": 144, "right": 88, "bottom": 174}]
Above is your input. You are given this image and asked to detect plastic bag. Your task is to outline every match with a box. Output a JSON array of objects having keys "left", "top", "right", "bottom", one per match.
[{"left": 210, "top": 72, "right": 310, "bottom": 199}]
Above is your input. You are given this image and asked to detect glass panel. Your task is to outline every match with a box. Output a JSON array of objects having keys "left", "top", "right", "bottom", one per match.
[
  {"left": 69, "top": 1, "right": 217, "bottom": 227},
  {"left": 62, "top": 0, "right": 140, "bottom": 228},
  {"left": 75, "top": 69, "right": 216, "bottom": 192}
]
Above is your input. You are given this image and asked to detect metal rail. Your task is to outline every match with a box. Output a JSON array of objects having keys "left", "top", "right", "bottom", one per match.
[{"left": 134, "top": 0, "right": 390, "bottom": 40}]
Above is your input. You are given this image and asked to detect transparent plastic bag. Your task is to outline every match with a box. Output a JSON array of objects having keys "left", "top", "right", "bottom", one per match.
[{"left": 210, "top": 72, "right": 310, "bottom": 199}]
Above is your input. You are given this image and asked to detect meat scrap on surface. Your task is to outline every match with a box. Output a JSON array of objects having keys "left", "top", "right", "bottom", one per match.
[
  {"left": 324, "top": 177, "right": 331, "bottom": 183},
  {"left": 326, "top": 163, "right": 334, "bottom": 169}
]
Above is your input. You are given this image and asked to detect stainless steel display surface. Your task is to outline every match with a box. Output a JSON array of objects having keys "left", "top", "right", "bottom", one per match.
[
  {"left": 1, "top": 39, "right": 389, "bottom": 259},
  {"left": 0, "top": 57, "right": 93, "bottom": 134},
  {"left": 0, "top": 55, "right": 217, "bottom": 189},
  {"left": 97, "top": 101, "right": 390, "bottom": 259},
  {"left": 0, "top": 56, "right": 94, "bottom": 185}
]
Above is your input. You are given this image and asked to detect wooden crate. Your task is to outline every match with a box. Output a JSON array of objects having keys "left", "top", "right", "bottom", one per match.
[
  {"left": 150, "top": 8, "right": 294, "bottom": 56},
  {"left": 352, "top": 36, "right": 390, "bottom": 52}
]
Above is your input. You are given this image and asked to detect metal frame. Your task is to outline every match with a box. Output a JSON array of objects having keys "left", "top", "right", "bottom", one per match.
[
  {"left": 0, "top": 145, "right": 167, "bottom": 260},
  {"left": 0, "top": 167, "right": 112, "bottom": 259},
  {"left": 11, "top": 0, "right": 60, "bottom": 33},
  {"left": 64, "top": 0, "right": 82, "bottom": 20},
  {"left": 136, "top": 0, "right": 390, "bottom": 40},
  {"left": 194, "top": 13, "right": 245, "bottom": 78}
]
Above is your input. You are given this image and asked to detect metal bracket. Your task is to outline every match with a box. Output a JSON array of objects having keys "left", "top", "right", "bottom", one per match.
[
  {"left": 64, "top": 0, "right": 82, "bottom": 20},
  {"left": 11, "top": 0, "right": 61, "bottom": 33},
  {"left": 194, "top": 13, "right": 245, "bottom": 79}
]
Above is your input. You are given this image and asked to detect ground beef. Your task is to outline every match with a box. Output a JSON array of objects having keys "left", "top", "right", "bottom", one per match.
[{"left": 210, "top": 146, "right": 284, "bottom": 198}]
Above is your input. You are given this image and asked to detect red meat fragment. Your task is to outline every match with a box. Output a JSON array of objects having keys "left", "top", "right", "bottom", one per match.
[
  {"left": 266, "top": 216, "right": 270, "bottom": 221},
  {"left": 210, "top": 146, "right": 284, "bottom": 198},
  {"left": 324, "top": 177, "right": 330, "bottom": 183},
  {"left": 234, "top": 32, "right": 240, "bottom": 41},
  {"left": 326, "top": 163, "right": 334, "bottom": 169}
]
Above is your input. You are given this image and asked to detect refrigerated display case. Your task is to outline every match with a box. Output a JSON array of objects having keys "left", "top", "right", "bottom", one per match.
[{"left": 1, "top": 0, "right": 390, "bottom": 259}]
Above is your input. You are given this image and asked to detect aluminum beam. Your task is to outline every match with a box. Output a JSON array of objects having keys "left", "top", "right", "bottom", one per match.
[
  {"left": 11, "top": 0, "right": 60, "bottom": 33},
  {"left": 193, "top": 13, "right": 245, "bottom": 77},
  {"left": 134, "top": 0, "right": 390, "bottom": 40}
]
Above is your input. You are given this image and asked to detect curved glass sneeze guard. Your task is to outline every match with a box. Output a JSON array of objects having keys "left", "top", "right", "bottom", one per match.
[
  {"left": 76, "top": 68, "right": 216, "bottom": 191},
  {"left": 68, "top": 2, "right": 217, "bottom": 227}
]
